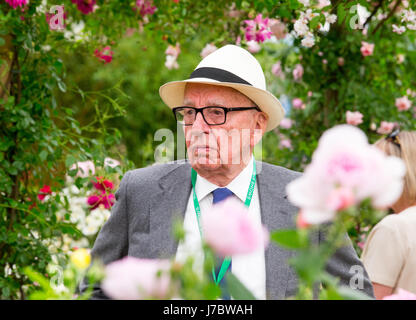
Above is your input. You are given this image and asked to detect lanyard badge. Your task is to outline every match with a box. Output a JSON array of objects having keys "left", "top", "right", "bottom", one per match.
[{"left": 190, "top": 159, "right": 257, "bottom": 285}]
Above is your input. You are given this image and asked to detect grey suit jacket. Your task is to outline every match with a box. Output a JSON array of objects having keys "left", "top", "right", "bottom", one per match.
[{"left": 81, "top": 160, "right": 374, "bottom": 299}]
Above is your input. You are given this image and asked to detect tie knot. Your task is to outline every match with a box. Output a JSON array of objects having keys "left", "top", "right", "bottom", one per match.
[{"left": 212, "top": 188, "right": 234, "bottom": 204}]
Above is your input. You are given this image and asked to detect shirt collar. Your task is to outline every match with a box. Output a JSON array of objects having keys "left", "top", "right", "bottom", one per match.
[{"left": 195, "top": 155, "right": 254, "bottom": 202}]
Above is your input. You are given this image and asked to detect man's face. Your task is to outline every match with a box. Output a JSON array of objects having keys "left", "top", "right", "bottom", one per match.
[{"left": 182, "top": 83, "right": 267, "bottom": 172}]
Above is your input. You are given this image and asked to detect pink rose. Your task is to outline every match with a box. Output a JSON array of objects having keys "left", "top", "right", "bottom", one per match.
[
  {"left": 246, "top": 40, "right": 261, "bottom": 53},
  {"left": 383, "top": 289, "right": 416, "bottom": 300},
  {"left": 5, "top": 0, "right": 27, "bottom": 9},
  {"left": 202, "top": 198, "right": 269, "bottom": 257},
  {"left": 70, "top": 160, "right": 95, "bottom": 178},
  {"left": 360, "top": 41, "right": 374, "bottom": 57},
  {"left": 94, "top": 46, "right": 113, "bottom": 64},
  {"left": 292, "top": 64, "right": 304, "bottom": 81},
  {"left": 279, "top": 118, "right": 293, "bottom": 129},
  {"left": 280, "top": 139, "right": 292, "bottom": 149},
  {"left": 326, "top": 187, "right": 356, "bottom": 211},
  {"left": 269, "top": 19, "right": 287, "bottom": 39},
  {"left": 292, "top": 98, "right": 304, "bottom": 109},
  {"left": 165, "top": 43, "right": 180, "bottom": 58},
  {"left": 338, "top": 57, "right": 345, "bottom": 66},
  {"left": 200, "top": 43, "right": 217, "bottom": 58},
  {"left": 395, "top": 96, "right": 412, "bottom": 111},
  {"left": 244, "top": 14, "right": 272, "bottom": 43},
  {"left": 271, "top": 61, "right": 283, "bottom": 77},
  {"left": 102, "top": 257, "right": 171, "bottom": 300},
  {"left": 377, "top": 121, "right": 395, "bottom": 134},
  {"left": 71, "top": 0, "right": 96, "bottom": 15},
  {"left": 286, "top": 125, "right": 406, "bottom": 224},
  {"left": 93, "top": 176, "right": 114, "bottom": 192},
  {"left": 346, "top": 111, "right": 364, "bottom": 126},
  {"left": 37, "top": 185, "right": 52, "bottom": 201}
]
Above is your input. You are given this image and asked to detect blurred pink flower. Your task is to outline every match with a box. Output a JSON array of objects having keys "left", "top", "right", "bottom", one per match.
[
  {"left": 71, "top": 0, "right": 96, "bottom": 15},
  {"left": 246, "top": 40, "right": 261, "bottom": 53},
  {"left": 360, "top": 41, "right": 374, "bottom": 57},
  {"left": 134, "top": 0, "right": 157, "bottom": 17},
  {"left": 338, "top": 57, "right": 345, "bottom": 66},
  {"left": 165, "top": 43, "right": 180, "bottom": 57},
  {"left": 45, "top": 7, "right": 67, "bottom": 30},
  {"left": 271, "top": 61, "right": 283, "bottom": 77},
  {"left": 392, "top": 24, "right": 406, "bottom": 34},
  {"left": 165, "top": 43, "right": 180, "bottom": 69},
  {"left": 292, "top": 64, "right": 304, "bottom": 81},
  {"left": 279, "top": 118, "right": 293, "bottom": 129},
  {"left": 94, "top": 46, "right": 113, "bottom": 64},
  {"left": 269, "top": 19, "right": 287, "bottom": 39},
  {"left": 244, "top": 14, "right": 273, "bottom": 43},
  {"left": 377, "top": 121, "right": 395, "bottom": 134},
  {"left": 104, "top": 157, "right": 120, "bottom": 168},
  {"left": 102, "top": 257, "right": 171, "bottom": 300},
  {"left": 92, "top": 176, "right": 114, "bottom": 192},
  {"left": 286, "top": 125, "right": 406, "bottom": 224},
  {"left": 326, "top": 187, "right": 356, "bottom": 211},
  {"left": 70, "top": 160, "right": 95, "bottom": 178},
  {"left": 5, "top": 0, "right": 27, "bottom": 9},
  {"left": 346, "top": 111, "right": 363, "bottom": 126},
  {"left": 202, "top": 198, "right": 269, "bottom": 257},
  {"left": 87, "top": 192, "right": 115, "bottom": 210},
  {"left": 37, "top": 185, "right": 52, "bottom": 201},
  {"left": 292, "top": 98, "right": 304, "bottom": 109},
  {"left": 280, "top": 139, "right": 292, "bottom": 149},
  {"left": 383, "top": 289, "right": 416, "bottom": 300},
  {"left": 395, "top": 96, "right": 412, "bottom": 111},
  {"left": 200, "top": 43, "right": 217, "bottom": 58}
]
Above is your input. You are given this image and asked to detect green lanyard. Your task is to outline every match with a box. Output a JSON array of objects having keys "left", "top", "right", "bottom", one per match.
[{"left": 191, "top": 160, "right": 257, "bottom": 285}]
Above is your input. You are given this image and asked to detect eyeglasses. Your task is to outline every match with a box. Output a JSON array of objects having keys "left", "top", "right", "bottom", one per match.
[
  {"left": 172, "top": 106, "right": 261, "bottom": 126},
  {"left": 386, "top": 129, "right": 401, "bottom": 149}
]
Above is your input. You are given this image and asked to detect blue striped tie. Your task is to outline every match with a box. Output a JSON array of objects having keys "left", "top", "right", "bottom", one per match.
[{"left": 212, "top": 187, "right": 234, "bottom": 299}]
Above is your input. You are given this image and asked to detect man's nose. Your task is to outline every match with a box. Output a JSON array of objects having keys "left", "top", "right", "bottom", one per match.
[{"left": 191, "top": 111, "right": 210, "bottom": 132}]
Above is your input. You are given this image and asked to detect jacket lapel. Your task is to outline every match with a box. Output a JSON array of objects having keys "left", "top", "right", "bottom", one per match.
[
  {"left": 148, "top": 161, "right": 192, "bottom": 258},
  {"left": 150, "top": 160, "right": 295, "bottom": 300},
  {"left": 256, "top": 161, "right": 295, "bottom": 300}
]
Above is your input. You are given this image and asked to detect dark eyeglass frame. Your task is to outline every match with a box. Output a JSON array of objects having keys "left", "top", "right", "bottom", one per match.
[
  {"left": 386, "top": 129, "right": 401, "bottom": 149},
  {"left": 172, "top": 106, "right": 261, "bottom": 126}
]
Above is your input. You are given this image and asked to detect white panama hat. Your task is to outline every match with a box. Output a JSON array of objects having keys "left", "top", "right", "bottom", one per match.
[{"left": 159, "top": 44, "right": 285, "bottom": 132}]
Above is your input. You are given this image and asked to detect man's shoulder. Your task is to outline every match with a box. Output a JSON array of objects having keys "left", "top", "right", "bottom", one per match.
[
  {"left": 257, "top": 161, "right": 302, "bottom": 181},
  {"left": 123, "top": 160, "right": 190, "bottom": 185}
]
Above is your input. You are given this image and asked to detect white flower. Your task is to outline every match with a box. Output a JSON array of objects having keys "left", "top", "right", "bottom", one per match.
[
  {"left": 165, "top": 55, "right": 179, "bottom": 70},
  {"left": 326, "top": 14, "right": 337, "bottom": 24},
  {"left": 392, "top": 24, "right": 406, "bottom": 34},
  {"left": 304, "top": 9, "right": 319, "bottom": 21},
  {"left": 294, "top": 19, "right": 309, "bottom": 37},
  {"left": 301, "top": 34, "right": 315, "bottom": 48},
  {"left": 298, "top": 0, "right": 310, "bottom": 6},
  {"left": 407, "top": 23, "right": 416, "bottom": 30},
  {"left": 402, "top": 9, "right": 416, "bottom": 23},
  {"left": 317, "top": 0, "right": 331, "bottom": 9},
  {"left": 104, "top": 157, "right": 120, "bottom": 168}
]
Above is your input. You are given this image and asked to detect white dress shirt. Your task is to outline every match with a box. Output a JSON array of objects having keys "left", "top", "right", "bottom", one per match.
[{"left": 175, "top": 156, "right": 266, "bottom": 299}]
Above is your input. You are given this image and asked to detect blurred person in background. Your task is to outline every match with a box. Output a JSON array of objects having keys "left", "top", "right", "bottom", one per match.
[{"left": 361, "top": 130, "right": 416, "bottom": 299}]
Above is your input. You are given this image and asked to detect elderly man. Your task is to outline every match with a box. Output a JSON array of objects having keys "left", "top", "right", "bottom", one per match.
[{"left": 82, "top": 45, "right": 374, "bottom": 299}]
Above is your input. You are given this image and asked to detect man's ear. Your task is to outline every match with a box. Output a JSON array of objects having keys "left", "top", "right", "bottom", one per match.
[
  {"left": 251, "top": 112, "right": 268, "bottom": 147},
  {"left": 255, "top": 112, "right": 268, "bottom": 134}
]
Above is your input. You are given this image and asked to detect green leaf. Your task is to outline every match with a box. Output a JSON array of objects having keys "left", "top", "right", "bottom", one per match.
[
  {"left": 226, "top": 273, "right": 256, "bottom": 300},
  {"left": 39, "top": 150, "right": 48, "bottom": 161},
  {"left": 337, "top": 3, "right": 346, "bottom": 24},
  {"left": 271, "top": 229, "right": 309, "bottom": 249},
  {"left": 309, "top": 16, "right": 321, "bottom": 30}
]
